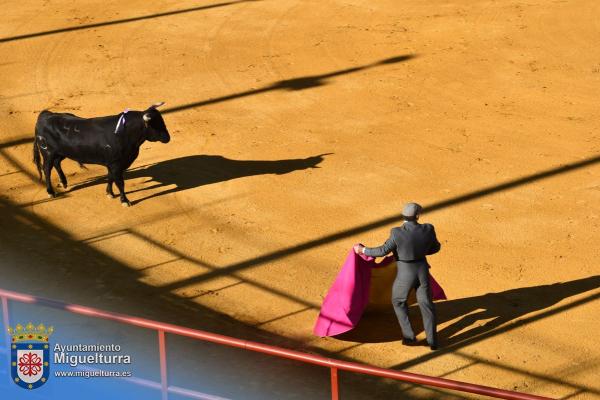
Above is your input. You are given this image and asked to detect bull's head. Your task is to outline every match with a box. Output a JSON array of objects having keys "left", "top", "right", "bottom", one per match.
[{"left": 143, "top": 102, "right": 170, "bottom": 143}]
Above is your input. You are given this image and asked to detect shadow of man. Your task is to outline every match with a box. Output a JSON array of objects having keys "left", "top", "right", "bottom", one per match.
[
  {"left": 71, "top": 153, "right": 331, "bottom": 204},
  {"left": 337, "top": 275, "right": 600, "bottom": 344}
]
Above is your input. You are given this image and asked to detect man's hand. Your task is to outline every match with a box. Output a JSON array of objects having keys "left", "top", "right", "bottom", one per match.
[{"left": 353, "top": 244, "right": 365, "bottom": 254}]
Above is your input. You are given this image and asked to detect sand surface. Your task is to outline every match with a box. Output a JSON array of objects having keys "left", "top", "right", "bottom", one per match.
[{"left": 1, "top": 1, "right": 599, "bottom": 398}]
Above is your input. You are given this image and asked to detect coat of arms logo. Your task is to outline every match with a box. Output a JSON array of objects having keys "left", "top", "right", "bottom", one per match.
[{"left": 8, "top": 322, "right": 53, "bottom": 390}]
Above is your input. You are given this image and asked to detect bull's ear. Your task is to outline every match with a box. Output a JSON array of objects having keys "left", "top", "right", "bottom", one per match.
[{"left": 150, "top": 101, "right": 165, "bottom": 109}]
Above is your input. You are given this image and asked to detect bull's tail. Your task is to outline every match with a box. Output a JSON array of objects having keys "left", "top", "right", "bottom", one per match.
[{"left": 33, "top": 135, "right": 42, "bottom": 181}]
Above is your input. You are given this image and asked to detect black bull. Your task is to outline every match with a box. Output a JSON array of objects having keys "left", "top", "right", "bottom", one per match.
[{"left": 33, "top": 104, "right": 170, "bottom": 206}]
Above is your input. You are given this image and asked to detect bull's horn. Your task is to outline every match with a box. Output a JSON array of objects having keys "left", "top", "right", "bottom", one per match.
[
  {"left": 143, "top": 113, "right": 151, "bottom": 122},
  {"left": 152, "top": 101, "right": 165, "bottom": 108}
]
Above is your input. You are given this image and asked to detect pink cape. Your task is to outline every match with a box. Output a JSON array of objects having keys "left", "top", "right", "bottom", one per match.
[{"left": 313, "top": 248, "right": 447, "bottom": 337}]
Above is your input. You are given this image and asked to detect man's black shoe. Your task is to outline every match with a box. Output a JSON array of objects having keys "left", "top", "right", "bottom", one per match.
[
  {"left": 402, "top": 338, "right": 418, "bottom": 346},
  {"left": 429, "top": 345, "right": 438, "bottom": 351}
]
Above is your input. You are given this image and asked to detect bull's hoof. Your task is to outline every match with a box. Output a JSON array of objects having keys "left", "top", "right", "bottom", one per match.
[
  {"left": 121, "top": 201, "right": 131, "bottom": 208},
  {"left": 106, "top": 193, "right": 115, "bottom": 199},
  {"left": 47, "top": 193, "right": 56, "bottom": 199}
]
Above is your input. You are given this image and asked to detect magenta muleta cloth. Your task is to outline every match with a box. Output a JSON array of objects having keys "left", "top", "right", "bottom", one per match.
[{"left": 313, "top": 246, "right": 447, "bottom": 337}]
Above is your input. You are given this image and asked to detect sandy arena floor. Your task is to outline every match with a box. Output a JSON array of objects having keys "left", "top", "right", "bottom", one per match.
[{"left": 1, "top": 1, "right": 599, "bottom": 398}]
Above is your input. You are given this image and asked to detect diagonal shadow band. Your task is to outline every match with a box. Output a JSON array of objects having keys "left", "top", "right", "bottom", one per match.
[
  {"left": 390, "top": 288, "right": 600, "bottom": 384},
  {"left": 161, "top": 55, "right": 416, "bottom": 114},
  {"left": 129, "top": 229, "right": 320, "bottom": 309},
  {"left": 158, "top": 153, "right": 600, "bottom": 292},
  {"left": 0, "top": 137, "right": 33, "bottom": 150},
  {"left": 0, "top": 147, "right": 38, "bottom": 183},
  {"left": 0, "top": 0, "right": 259, "bottom": 43}
]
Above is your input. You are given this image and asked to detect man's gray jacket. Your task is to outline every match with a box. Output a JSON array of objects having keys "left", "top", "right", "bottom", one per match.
[{"left": 364, "top": 221, "right": 441, "bottom": 262}]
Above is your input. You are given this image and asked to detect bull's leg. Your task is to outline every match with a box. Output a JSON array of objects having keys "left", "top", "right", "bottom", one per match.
[
  {"left": 43, "top": 155, "right": 56, "bottom": 198},
  {"left": 53, "top": 157, "right": 68, "bottom": 189},
  {"left": 105, "top": 169, "right": 116, "bottom": 198},
  {"left": 106, "top": 177, "right": 115, "bottom": 198},
  {"left": 114, "top": 171, "right": 131, "bottom": 207}
]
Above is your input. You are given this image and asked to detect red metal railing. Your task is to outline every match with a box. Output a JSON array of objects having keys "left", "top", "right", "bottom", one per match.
[{"left": 0, "top": 288, "right": 552, "bottom": 400}]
